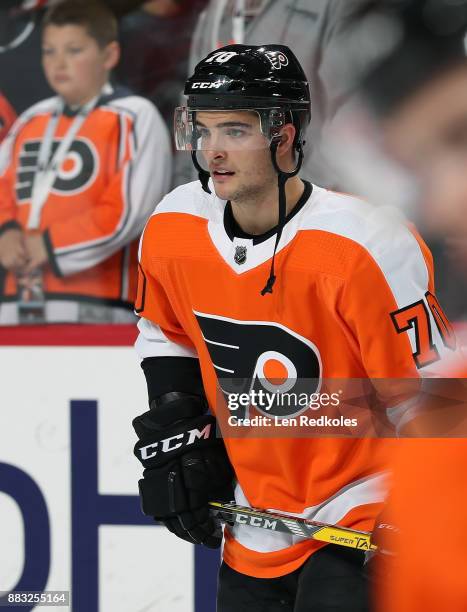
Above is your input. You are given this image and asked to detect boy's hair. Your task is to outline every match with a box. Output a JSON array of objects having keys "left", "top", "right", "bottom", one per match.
[{"left": 42, "top": 0, "right": 118, "bottom": 48}]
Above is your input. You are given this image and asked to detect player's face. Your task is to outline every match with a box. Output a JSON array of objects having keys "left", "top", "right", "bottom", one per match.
[
  {"left": 198, "top": 111, "right": 277, "bottom": 204},
  {"left": 383, "top": 64, "right": 467, "bottom": 238},
  {"left": 42, "top": 25, "right": 119, "bottom": 107}
]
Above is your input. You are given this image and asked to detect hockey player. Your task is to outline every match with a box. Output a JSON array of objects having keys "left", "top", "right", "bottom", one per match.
[
  {"left": 0, "top": 0, "right": 171, "bottom": 324},
  {"left": 132, "top": 45, "right": 457, "bottom": 611},
  {"left": 178, "top": 0, "right": 384, "bottom": 189}
]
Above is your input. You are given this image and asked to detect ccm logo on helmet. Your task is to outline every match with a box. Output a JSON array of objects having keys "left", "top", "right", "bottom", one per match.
[
  {"left": 139, "top": 424, "right": 212, "bottom": 460},
  {"left": 192, "top": 81, "right": 223, "bottom": 89}
]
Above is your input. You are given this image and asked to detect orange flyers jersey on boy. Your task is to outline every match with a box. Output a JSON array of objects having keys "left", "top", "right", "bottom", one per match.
[
  {"left": 0, "top": 86, "right": 171, "bottom": 315},
  {"left": 135, "top": 179, "right": 457, "bottom": 578}
]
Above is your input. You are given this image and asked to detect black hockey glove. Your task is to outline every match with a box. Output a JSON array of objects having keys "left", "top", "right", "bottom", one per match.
[{"left": 133, "top": 392, "right": 234, "bottom": 548}]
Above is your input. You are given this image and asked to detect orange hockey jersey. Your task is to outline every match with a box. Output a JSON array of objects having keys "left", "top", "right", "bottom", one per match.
[
  {"left": 135, "top": 179, "right": 458, "bottom": 578},
  {"left": 0, "top": 86, "right": 171, "bottom": 323}
]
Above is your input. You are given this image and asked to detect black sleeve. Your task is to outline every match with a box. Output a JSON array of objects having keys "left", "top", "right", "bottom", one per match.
[{"left": 141, "top": 356, "right": 205, "bottom": 405}]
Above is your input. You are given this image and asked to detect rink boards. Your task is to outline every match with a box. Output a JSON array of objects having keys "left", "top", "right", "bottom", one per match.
[{"left": 0, "top": 325, "right": 219, "bottom": 612}]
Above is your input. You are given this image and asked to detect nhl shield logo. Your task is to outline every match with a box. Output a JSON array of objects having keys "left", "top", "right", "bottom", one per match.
[{"left": 234, "top": 245, "right": 247, "bottom": 265}]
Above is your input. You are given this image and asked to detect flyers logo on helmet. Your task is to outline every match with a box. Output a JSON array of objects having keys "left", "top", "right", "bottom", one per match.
[
  {"left": 16, "top": 137, "right": 99, "bottom": 202},
  {"left": 264, "top": 51, "right": 289, "bottom": 70},
  {"left": 194, "top": 311, "right": 322, "bottom": 418}
]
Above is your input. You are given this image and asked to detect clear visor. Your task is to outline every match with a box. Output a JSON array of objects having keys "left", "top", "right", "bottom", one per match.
[{"left": 174, "top": 107, "right": 286, "bottom": 151}]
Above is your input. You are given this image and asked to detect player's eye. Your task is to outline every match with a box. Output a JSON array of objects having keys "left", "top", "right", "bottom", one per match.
[
  {"left": 225, "top": 128, "right": 247, "bottom": 138},
  {"left": 68, "top": 47, "right": 84, "bottom": 55},
  {"left": 42, "top": 48, "right": 54, "bottom": 56}
]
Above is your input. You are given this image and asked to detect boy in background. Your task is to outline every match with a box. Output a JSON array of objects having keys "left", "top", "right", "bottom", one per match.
[{"left": 0, "top": 0, "right": 171, "bottom": 324}]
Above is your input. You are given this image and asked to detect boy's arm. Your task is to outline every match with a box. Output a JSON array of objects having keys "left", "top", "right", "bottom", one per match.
[{"left": 43, "top": 100, "right": 172, "bottom": 277}]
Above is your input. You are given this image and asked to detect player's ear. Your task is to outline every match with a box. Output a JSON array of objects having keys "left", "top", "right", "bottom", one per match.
[
  {"left": 277, "top": 124, "right": 295, "bottom": 152},
  {"left": 102, "top": 41, "right": 120, "bottom": 71},
  {"left": 276, "top": 123, "right": 296, "bottom": 161}
]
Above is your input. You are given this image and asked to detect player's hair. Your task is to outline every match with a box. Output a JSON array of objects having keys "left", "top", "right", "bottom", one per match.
[{"left": 42, "top": 0, "right": 118, "bottom": 48}]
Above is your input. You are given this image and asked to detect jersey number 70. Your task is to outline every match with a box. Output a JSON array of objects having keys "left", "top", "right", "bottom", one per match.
[{"left": 390, "top": 291, "right": 457, "bottom": 369}]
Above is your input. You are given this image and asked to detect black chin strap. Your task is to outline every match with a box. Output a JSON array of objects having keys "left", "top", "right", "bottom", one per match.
[
  {"left": 191, "top": 151, "right": 211, "bottom": 194},
  {"left": 260, "top": 139, "right": 304, "bottom": 296},
  {"left": 190, "top": 141, "right": 304, "bottom": 296}
]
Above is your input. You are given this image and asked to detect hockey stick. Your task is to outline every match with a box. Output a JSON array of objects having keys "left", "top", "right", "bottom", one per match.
[{"left": 209, "top": 501, "right": 376, "bottom": 552}]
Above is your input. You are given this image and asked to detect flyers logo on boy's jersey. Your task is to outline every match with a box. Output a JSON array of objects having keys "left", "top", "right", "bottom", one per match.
[
  {"left": 194, "top": 310, "right": 322, "bottom": 418},
  {"left": 16, "top": 137, "right": 98, "bottom": 201}
]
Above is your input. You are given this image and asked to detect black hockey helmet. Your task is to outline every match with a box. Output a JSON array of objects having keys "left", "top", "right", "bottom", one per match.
[
  {"left": 185, "top": 44, "right": 309, "bottom": 123},
  {"left": 175, "top": 44, "right": 311, "bottom": 295},
  {"left": 176, "top": 44, "right": 310, "bottom": 158}
]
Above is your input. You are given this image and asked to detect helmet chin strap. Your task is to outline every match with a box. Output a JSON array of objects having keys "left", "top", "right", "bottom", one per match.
[
  {"left": 260, "top": 138, "right": 304, "bottom": 296},
  {"left": 191, "top": 151, "right": 211, "bottom": 194}
]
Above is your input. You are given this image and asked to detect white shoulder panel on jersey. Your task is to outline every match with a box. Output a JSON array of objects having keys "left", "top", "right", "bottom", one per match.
[
  {"left": 137, "top": 180, "right": 219, "bottom": 261},
  {"left": 4, "top": 96, "right": 58, "bottom": 142},
  {"left": 301, "top": 185, "right": 428, "bottom": 296},
  {"left": 16, "top": 96, "right": 59, "bottom": 122},
  {"left": 301, "top": 186, "right": 447, "bottom": 371},
  {"left": 152, "top": 179, "right": 226, "bottom": 224}
]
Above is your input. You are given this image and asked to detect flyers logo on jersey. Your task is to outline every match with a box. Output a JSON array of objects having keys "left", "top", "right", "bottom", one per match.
[
  {"left": 194, "top": 310, "right": 322, "bottom": 418},
  {"left": 16, "top": 137, "right": 98, "bottom": 202}
]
